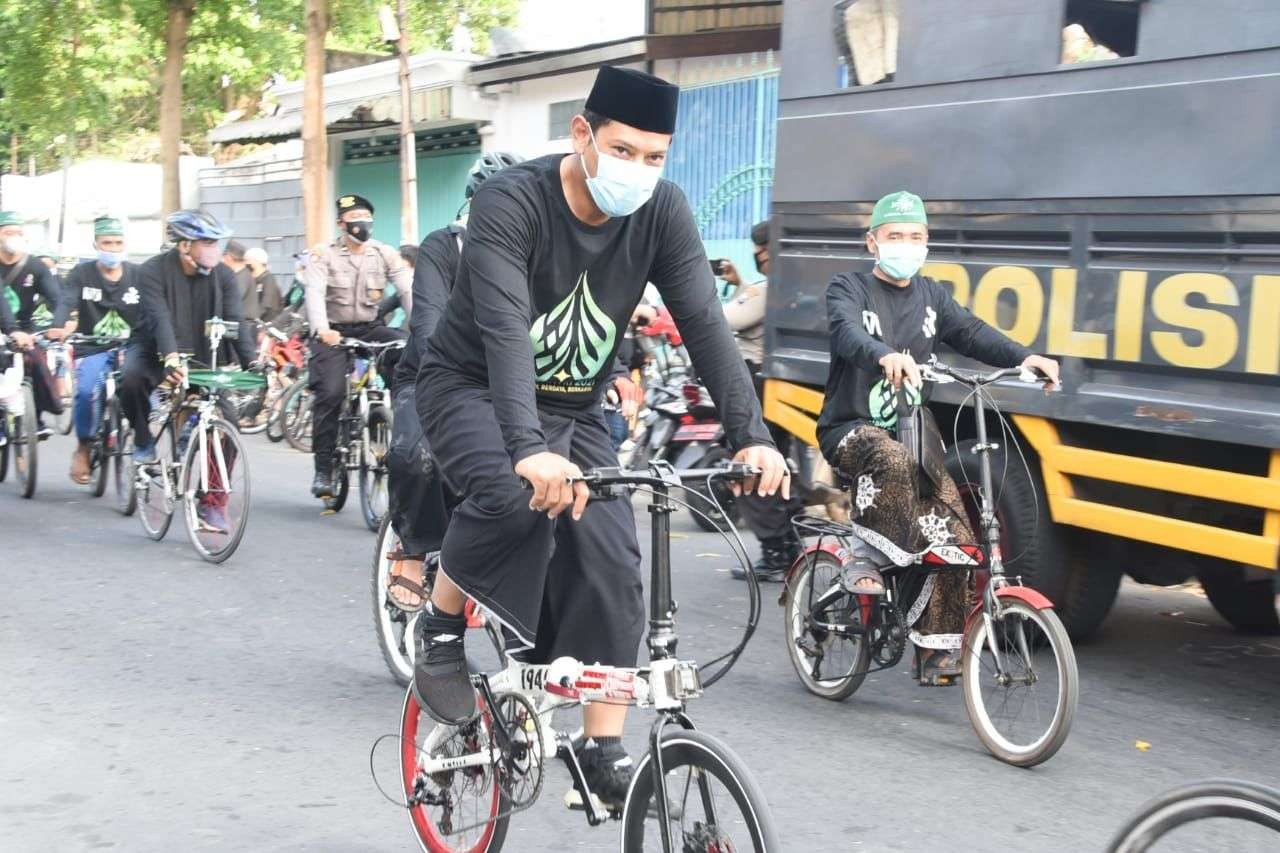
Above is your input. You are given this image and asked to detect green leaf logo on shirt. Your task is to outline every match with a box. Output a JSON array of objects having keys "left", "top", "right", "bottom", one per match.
[
  {"left": 3, "top": 287, "right": 16, "bottom": 316},
  {"left": 94, "top": 309, "right": 131, "bottom": 339},
  {"left": 31, "top": 302, "right": 53, "bottom": 327},
  {"left": 529, "top": 271, "right": 616, "bottom": 387}
]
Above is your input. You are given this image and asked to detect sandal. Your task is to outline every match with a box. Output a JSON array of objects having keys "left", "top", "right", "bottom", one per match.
[
  {"left": 915, "top": 648, "right": 962, "bottom": 686},
  {"left": 840, "top": 560, "right": 886, "bottom": 596},
  {"left": 386, "top": 548, "right": 428, "bottom": 612}
]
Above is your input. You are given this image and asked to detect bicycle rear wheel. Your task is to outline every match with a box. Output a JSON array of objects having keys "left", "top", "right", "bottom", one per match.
[
  {"left": 961, "top": 596, "right": 1078, "bottom": 767},
  {"left": 400, "top": 688, "right": 509, "bottom": 853},
  {"left": 622, "top": 728, "right": 779, "bottom": 852},
  {"left": 1106, "top": 779, "right": 1280, "bottom": 852},
  {"left": 783, "top": 551, "right": 871, "bottom": 701},
  {"left": 360, "top": 403, "right": 392, "bottom": 531},
  {"left": 15, "top": 383, "right": 38, "bottom": 498},
  {"left": 181, "top": 416, "right": 250, "bottom": 563},
  {"left": 282, "top": 379, "right": 313, "bottom": 453},
  {"left": 137, "top": 423, "right": 177, "bottom": 540}
]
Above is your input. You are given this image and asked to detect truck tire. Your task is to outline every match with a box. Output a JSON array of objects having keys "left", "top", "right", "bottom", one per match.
[
  {"left": 945, "top": 439, "right": 1117, "bottom": 641},
  {"left": 1198, "top": 563, "right": 1280, "bottom": 635}
]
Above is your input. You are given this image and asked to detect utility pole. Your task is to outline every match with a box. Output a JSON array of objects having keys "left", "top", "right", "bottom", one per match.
[
  {"left": 394, "top": 0, "right": 418, "bottom": 245},
  {"left": 302, "top": 0, "right": 329, "bottom": 249}
]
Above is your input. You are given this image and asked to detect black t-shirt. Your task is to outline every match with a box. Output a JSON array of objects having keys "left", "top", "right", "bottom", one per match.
[
  {"left": 423, "top": 154, "right": 770, "bottom": 463},
  {"left": 64, "top": 261, "right": 143, "bottom": 355},
  {"left": 0, "top": 256, "right": 67, "bottom": 333},
  {"left": 396, "top": 224, "right": 463, "bottom": 388},
  {"left": 132, "top": 249, "right": 256, "bottom": 366},
  {"left": 816, "top": 271, "right": 1032, "bottom": 462}
]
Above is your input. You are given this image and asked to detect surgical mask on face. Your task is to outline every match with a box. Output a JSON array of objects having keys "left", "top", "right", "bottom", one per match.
[
  {"left": 97, "top": 249, "right": 125, "bottom": 269},
  {"left": 2, "top": 236, "right": 27, "bottom": 256},
  {"left": 871, "top": 236, "right": 928, "bottom": 281},
  {"left": 581, "top": 127, "right": 663, "bottom": 218},
  {"left": 344, "top": 220, "right": 372, "bottom": 243},
  {"left": 189, "top": 242, "right": 222, "bottom": 275}
]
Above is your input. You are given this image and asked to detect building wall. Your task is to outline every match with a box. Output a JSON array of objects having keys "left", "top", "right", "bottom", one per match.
[{"left": 336, "top": 142, "right": 476, "bottom": 246}]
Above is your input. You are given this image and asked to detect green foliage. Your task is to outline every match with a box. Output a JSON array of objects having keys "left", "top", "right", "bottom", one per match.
[{"left": 0, "top": 0, "right": 518, "bottom": 172}]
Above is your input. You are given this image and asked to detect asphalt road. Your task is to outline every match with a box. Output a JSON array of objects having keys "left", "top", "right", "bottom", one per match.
[{"left": 2, "top": 431, "right": 1278, "bottom": 852}]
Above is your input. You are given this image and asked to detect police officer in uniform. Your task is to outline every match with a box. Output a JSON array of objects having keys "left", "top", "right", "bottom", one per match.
[{"left": 305, "top": 194, "right": 411, "bottom": 498}]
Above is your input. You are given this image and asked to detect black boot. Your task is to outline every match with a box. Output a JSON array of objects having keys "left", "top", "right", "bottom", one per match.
[
  {"left": 732, "top": 532, "right": 801, "bottom": 582},
  {"left": 311, "top": 458, "right": 334, "bottom": 498}
]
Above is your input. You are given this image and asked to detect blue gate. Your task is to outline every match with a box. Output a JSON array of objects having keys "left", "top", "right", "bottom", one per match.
[{"left": 665, "top": 71, "right": 780, "bottom": 278}]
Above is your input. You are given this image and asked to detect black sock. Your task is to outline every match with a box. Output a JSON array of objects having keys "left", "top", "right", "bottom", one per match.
[
  {"left": 421, "top": 601, "right": 466, "bottom": 638},
  {"left": 586, "top": 735, "right": 623, "bottom": 751}
]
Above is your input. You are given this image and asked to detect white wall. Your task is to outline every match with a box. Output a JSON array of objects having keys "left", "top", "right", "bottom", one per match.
[
  {"left": 0, "top": 155, "right": 212, "bottom": 258},
  {"left": 652, "top": 52, "right": 780, "bottom": 88},
  {"left": 479, "top": 63, "right": 645, "bottom": 158}
]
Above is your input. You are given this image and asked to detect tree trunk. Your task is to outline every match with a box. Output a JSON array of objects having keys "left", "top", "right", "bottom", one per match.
[
  {"left": 396, "top": 0, "right": 418, "bottom": 245},
  {"left": 159, "top": 0, "right": 196, "bottom": 218},
  {"left": 302, "top": 0, "right": 329, "bottom": 249}
]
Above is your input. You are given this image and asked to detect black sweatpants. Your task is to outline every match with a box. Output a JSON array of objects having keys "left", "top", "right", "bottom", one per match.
[
  {"left": 419, "top": 371, "right": 645, "bottom": 667},
  {"left": 118, "top": 345, "right": 166, "bottom": 448},
  {"left": 737, "top": 363, "right": 803, "bottom": 541},
  {"left": 307, "top": 322, "right": 406, "bottom": 468},
  {"left": 387, "top": 382, "right": 452, "bottom": 555},
  {"left": 23, "top": 350, "right": 63, "bottom": 419}
]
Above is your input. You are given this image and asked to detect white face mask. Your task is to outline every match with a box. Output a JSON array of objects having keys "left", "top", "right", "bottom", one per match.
[
  {"left": 2, "top": 235, "right": 27, "bottom": 256},
  {"left": 580, "top": 126, "right": 663, "bottom": 218},
  {"left": 871, "top": 235, "right": 928, "bottom": 281}
]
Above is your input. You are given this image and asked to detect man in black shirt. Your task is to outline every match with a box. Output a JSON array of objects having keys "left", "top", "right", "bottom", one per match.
[
  {"left": 0, "top": 210, "right": 70, "bottom": 437},
  {"left": 816, "top": 191, "right": 1059, "bottom": 684},
  {"left": 60, "top": 215, "right": 141, "bottom": 483},
  {"left": 414, "top": 67, "right": 788, "bottom": 804},
  {"left": 120, "top": 210, "right": 256, "bottom": 467}
]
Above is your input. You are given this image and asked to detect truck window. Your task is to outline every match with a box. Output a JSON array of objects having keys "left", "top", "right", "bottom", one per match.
[
  {"left": 835, "top": 0, "right": 899, "bottom": 86},
  {"left": 1062, "top": 0, "right": 1141, "bottom": 63}
]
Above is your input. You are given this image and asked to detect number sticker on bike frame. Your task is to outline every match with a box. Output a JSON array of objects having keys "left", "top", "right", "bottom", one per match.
[{"left": 520, "top": 665, "right": 549, "bottom": 692}]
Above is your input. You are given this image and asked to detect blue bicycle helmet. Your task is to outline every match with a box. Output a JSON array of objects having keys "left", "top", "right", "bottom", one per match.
[
  {"left": 166, "top": 209, "right": 233, "bottom": 242},
  {"left": 465, "top": 152, "right": 524, "bottom": 200}
]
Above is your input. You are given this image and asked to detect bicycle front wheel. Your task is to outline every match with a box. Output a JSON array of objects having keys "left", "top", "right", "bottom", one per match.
[
  {"left": 1106, "top": 779, "right": 1280, "bottom": 853},
  {"left": 115, "top": 419, "right": 137, "bottom": 516},
  {"left": 961, "top": 596, "right": 1078, "bottom": 767},
  {"left": 282, "top": 379, "right": 313, "bottom": 453},
  {"left": 359, "top": 403, "right": 392, "bottom": 531},
  {"left": 90, "top": 399, "right": 116, "bottom": 498},
  {"left": 15, "top": 383, "right": 38, "bottom": 498},
  {"left": 137, "top": 423, "right": 177, "bottom": 540},
  {"left": 622, "top": 728, "right": 780, "bottom": 853},
  {"left": 181, "top": 416, "right": 250, "bottom": 563},
  {"left": 55, "top": 363, "right": 74, "bottom": 435}
]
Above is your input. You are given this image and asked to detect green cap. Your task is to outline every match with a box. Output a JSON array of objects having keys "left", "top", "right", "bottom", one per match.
[
  {"left": 94, "top": 215, "right": 125, "bottom": 237},
  {"left": 869, "top": 191, "right": 927, "bottom": 230},
  {"left": 0, "top": 211, "right": 22, "bottom": 228}
]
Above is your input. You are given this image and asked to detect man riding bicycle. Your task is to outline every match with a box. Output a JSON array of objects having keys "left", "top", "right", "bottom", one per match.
[
  {"left": 59, "top": 215, "right": 141, "bottom": 484},
  {"left": 304, "top": 194, "right": 411, "bottom": 500},
  {"left": 383, "top": 152, "right": 524, "bottom": 611},
  {"left": 0, "top": 210, "right": 70, "bottom": 438},
  {"left": 412, "top": 66, "right": 789, "bottom": 808},
  {"left": 815, "top": 191, "right": 1060, "bottom": 685},
  {"left": 119, "top": 210, "right": 258, "bottom": 530}
]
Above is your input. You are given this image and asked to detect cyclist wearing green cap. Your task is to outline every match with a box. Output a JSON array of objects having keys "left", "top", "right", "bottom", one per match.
[
  {"left": 61, "top": 215, "right": 141, "bottom": 483},
  {"left": 816, "top": 190, "right": 1061, "bottom": 684}
]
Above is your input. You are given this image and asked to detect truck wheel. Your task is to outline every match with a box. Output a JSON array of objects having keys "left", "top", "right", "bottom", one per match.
[
  {"left": 945, "top": 439, "right": 1117, "bottom": 641},
  {"left": 1198, "top": 563, "right": 1280, "bottom": 635}
]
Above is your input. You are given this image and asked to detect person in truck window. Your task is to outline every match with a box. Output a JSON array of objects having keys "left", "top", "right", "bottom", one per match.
[
  {"left": 815, "top": 190, "right": 1060, "bottom": 685},
  {"left": 413, "top": 66, "right": 788, "bottom": 808}
]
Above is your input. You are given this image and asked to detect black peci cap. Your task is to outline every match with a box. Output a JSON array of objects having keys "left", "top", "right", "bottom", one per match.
[
  {"left": 584, "top": 66, "right": 680, "bottom": 135},
  {"left": 336, "top": 194, "right": 374, "bottom": 216}
]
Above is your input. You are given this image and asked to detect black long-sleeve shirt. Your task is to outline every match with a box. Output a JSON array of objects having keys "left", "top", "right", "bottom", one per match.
[
  {"left": 423, "top": 154, "right": 771, "bottom": 464},
  {"left": 395, "top": 224, "right": 463, "bottom": 389},
  {"left": 131, "top": 249, "right": 256, "bottom": 366},
  {"left": 816, "top": 271, "right": 1032, "bottom": 462},
  {"left": 0, "top": 256, "right": 68, "bottom": 333}
]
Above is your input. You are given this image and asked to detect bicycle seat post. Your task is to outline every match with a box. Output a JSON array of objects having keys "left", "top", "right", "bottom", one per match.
[{"left": 646, "top": 468, "right": 679, "bottom": 663}]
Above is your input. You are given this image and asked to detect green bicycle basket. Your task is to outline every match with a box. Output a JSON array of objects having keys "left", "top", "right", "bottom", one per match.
[{"left": 186, "top": 368, "right": 268, "bottom": 390}]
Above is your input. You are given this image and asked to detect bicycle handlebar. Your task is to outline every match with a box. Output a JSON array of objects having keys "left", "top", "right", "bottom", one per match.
[
  {"left": 924, "top": 360, "right": 1055, "bottom": 389},
  {"left": 577, "top": 462, "right": 760, "bottom": 488},
  {"left": 337, "top": 338, "right": 406, "bottom": 351},
  {"left": 66, "top": 334, "right": 129, "bottom": 347}
]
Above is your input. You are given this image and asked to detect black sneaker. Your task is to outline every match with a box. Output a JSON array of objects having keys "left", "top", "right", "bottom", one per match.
[
  {"left": 310, "top": 470, "right": 333, "bottom": 498},
  {"left": 411, "top": 616, "right": 477, "bottom": 724},
  {"left": 36, "top": 419, "right": 53, "bottom": 440},
  {"left": 566, "top": 739, "right": 633, "bottom": 813}
]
